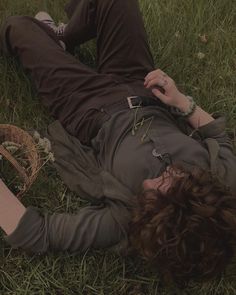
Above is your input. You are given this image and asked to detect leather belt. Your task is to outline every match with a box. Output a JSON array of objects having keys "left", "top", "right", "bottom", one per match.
[
  {"left": 102, "top": 95, "right": 166, "bottom": 115},
  {"left": 87, "top": 95, "right": 168, "bottom": 144}
]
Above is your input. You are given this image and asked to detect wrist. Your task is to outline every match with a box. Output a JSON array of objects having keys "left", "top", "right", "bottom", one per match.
[
  {"left": 171, "top": 95, "right": 197, "bottom": 118},
  {"left": 174, "top": 94, "right": 191, "bottom": 111},
  {"left": 0, "top": 178, "right": 26, "bottom": 235}
]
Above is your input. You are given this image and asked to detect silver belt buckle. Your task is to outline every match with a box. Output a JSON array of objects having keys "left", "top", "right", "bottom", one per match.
[{"left": 127, "top": 96, "right": 141, "bottom": 109}]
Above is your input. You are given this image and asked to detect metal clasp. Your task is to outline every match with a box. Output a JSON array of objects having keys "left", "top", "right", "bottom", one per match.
[
  {"left": 127, "top": 96, "right": 141, "bottom": 109},
  {"left": 152, "top": 149, "right": 163, "bottom": 160}
]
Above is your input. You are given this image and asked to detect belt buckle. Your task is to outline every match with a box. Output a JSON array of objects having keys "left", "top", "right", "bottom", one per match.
[{"left": 127, "top": 96, "right": 141, "bottom": 109}]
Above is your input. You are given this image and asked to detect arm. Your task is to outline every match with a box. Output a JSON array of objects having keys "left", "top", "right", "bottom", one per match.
[
  {"left": 144, "top": 69, "right": 214, "bottom": 129},
  {"left": 0, "top": 179, "right": 26, "bottom": 235},
  {"left": 5, "top": 202, "right": 128, "bottom": 253},
  {"left": 0, "top": 178, "right": 129, "bottom": 253},
  {"left": 174, "top": 97, "right": 215, "bottom": 129},
  {"left": 0, "top": 178, "right": 128, "bottom": 253},
  {"left": 144, "top": 69, "right": 236, "bottom": 193}
]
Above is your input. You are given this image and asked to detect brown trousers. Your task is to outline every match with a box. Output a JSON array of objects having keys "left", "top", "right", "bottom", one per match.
[{"left": 0, "top": 0, "right": 156, "bottom": 144}]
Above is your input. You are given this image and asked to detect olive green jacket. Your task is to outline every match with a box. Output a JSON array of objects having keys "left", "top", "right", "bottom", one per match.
[{"left": 6, "top": 107, "right": 236, "bottom": 253}]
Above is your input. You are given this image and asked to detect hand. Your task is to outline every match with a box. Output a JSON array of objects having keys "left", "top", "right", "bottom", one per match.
[{"left": 144, "top": 69, "right": 190, "bottom": 109}]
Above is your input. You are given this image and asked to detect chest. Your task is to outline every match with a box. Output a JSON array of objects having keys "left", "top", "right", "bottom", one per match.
[{"left": 112, "top": 121, "right": 210, "bottom": 193}]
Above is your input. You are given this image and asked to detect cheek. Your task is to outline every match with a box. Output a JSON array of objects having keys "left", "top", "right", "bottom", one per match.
[
  {"left": 142, "top": 177, "right": 172, "bottom": 193},
  {"left": 142, "top": 179, "right": 153, "bottom": 190},
  {"left": 142, "top": 178, "right": 162, "bottom": 190}
]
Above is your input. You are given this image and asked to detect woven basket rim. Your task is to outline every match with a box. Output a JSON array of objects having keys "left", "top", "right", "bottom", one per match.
[{"left": 0, "top": 124, "right": 41, "bottom": 197}]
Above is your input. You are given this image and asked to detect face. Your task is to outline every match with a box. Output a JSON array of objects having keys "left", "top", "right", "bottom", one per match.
[
  {"left": 142, "top": 168, "right": 184, "bottom": 193},
  {"left": 142, "top": 171, "right": 172, "bottom": 193}
]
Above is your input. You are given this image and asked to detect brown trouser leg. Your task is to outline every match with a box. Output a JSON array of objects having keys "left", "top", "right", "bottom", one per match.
[
  {"left": 64, "top": 0, "right": 155, "bottom": 78},
  {"left": 0, "top": 0, "right": 155, "bottom": 144}
]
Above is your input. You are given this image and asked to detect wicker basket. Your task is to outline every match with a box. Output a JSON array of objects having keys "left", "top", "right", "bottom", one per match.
[{"left": 0, "top": 124, "right": 41, "bottom": 198}]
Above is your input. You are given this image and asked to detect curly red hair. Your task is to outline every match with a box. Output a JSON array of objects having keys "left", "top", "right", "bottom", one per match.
[{"left": 129, "top": 164, "right": 236, "bottom": 284}]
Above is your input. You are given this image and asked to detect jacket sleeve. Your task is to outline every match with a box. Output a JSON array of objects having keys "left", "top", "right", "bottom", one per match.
[
  {"left": 198, "top": 116, "right": 236, "bottom": 194},
  {"left": 5, "top": 202, "right": 129, "bottom": 253}
]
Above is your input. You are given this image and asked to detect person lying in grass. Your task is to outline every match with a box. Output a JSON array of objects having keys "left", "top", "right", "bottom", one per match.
[{"left": 1, "top": 0, "right": 236, "bottom": 285}]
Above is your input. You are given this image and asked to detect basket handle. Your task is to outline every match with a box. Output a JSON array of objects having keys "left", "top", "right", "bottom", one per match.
[{"left": 0, "top": 145, "right": 29, "bottom": 184}]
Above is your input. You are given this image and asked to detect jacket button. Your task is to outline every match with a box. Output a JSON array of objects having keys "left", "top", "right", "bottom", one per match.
[{"left": 152, "top": 149, "right": 162, "bottom": 157}]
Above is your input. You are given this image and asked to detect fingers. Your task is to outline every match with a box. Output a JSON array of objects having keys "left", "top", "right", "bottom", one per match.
[
  {"left": 152, "top": 88, "right": 167, "bottom": 100},
  {"left": 144, "top": 69, "right": 172, "bottom": 89},
  {"left": 144, "top": 69, "right": 167, "bottom": 82},
  {"left": 145, "top": 77, "right": 168, "bottom": 89},
  {"left": 145, "top": 69, "right": 166, "bottom": 81}
]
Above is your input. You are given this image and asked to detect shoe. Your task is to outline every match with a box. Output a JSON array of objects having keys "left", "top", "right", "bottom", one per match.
[
  {"left": 35, "top": 11, "right": 66, "bottom": 37},
  {"left": 35, "top": 11, "right": 66, "bottom": 49}
]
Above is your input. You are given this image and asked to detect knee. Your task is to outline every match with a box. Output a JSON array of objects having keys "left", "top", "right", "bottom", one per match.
[
  {"left": 0, "top": 16, "right": 34, "bottom": 55},
  {"left": 4, "top": 15, "right": 34, "bottom": 31}
]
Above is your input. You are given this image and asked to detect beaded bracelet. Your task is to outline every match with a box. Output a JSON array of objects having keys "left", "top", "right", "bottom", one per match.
[{"left": 170, "top": 96, "right": 197, "bottom": 117}]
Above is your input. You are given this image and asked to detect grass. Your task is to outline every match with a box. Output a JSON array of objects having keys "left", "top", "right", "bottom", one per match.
[{"left": 0, "top": 0, "right": 236, "bottom": 294}]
